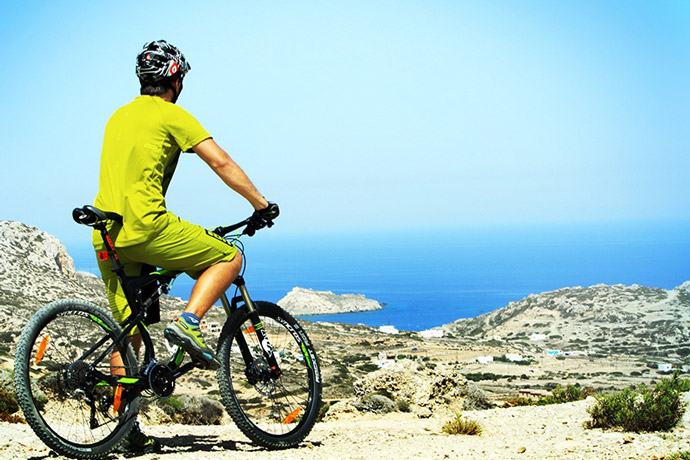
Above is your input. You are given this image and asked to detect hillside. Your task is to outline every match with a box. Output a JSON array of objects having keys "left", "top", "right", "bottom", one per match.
[{"left": 442, "top": 282, "right": 690, "bottom": 361}]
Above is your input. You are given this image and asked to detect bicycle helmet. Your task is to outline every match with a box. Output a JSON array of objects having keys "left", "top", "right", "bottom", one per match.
[{"left": 136, "top": 40, "right": 190, "bottom": 83}]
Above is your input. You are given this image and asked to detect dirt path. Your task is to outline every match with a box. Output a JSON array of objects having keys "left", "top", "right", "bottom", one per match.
[{"left": 3, "top": 397, "right": 690, "bottom": 460}]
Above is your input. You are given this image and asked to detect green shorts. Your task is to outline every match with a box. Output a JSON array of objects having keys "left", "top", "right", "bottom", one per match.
[{"left": 94, "top": 213, "right": 238, "bottom": 335}]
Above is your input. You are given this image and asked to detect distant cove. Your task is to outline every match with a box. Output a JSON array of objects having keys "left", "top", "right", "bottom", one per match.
[{"left": 68, "top": 220, "right": 690, "bottom": 331}]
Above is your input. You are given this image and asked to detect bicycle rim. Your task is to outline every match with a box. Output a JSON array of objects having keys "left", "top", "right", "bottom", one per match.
[
  {"left": 15, "top": 301, "right": 139, "bottom": 454},
  {"left": 218, "top": 302, "right": 321, "bottom": 447}
]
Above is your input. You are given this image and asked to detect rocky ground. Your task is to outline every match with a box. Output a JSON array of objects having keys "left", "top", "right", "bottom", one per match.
[{"left": 2, "top": 394, "right": 690, "bottom": 460}]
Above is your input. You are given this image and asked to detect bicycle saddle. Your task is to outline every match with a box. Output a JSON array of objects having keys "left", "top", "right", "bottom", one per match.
[{"left": 72, "top": 205, "right": 123, "bottom": 226}]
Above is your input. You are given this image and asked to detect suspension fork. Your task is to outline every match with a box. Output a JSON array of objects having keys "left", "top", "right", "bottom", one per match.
[{"left": 221, "top": 276, "right": 281, "bottom": 379}]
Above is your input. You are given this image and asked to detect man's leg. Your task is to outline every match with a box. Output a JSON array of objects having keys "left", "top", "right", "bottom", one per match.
[
  {"left": 111, "top": 334, "right": 142, "bottom": 376},
  {"left": 163, "top": 254, "right": 242, "bottom": 369},
  {"left": 95, "top": 241, "right": 145, "bottom": 370},
  {"left": 185, "top": 253, "right": 243, "bottom": 319},
  {"left": 127, "top": 215, "right": 242, "bottom": 369}
]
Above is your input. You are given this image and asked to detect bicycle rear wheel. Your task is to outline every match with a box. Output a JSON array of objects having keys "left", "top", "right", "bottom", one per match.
[
  {"left": 14, "top": 299, "right": 140, "bottom": 459},
  {"left": 217, "top": 301, "right": 322, "bottom": 449}
]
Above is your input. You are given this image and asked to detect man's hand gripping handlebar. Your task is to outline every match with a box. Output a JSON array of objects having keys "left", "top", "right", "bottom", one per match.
[
  {"left": 211, "top": 202, "right": 280, "bottom": 238},
  {"left": 245, "top": 202, "right": 280, "bottom": 236}
]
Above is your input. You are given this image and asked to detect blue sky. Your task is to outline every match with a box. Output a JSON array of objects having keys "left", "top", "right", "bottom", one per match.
[{"left": 1, "top": 1, "right": 688, "bottom": 247}]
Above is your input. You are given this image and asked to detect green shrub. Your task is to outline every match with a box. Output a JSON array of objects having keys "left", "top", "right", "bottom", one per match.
[
  {"left": 504, "top": 384, "right": 594, "bottom": 408},
  {"left": 0, "top": 387, "right": 23, "bottom": 423},
  {"left": 396, "top": 399, "right": 411, "bottom": 413},
  {"left": 0, "top": 386, "right": 19, "bottom": 415},
  {"left": 356, "top": 363, "right": 380, "bottom": 373},
  {"left": 539, "top": 384, "right": 594, "bottom": 405},
  {"left": 342, "top": 354, "right": 370, "bottom": 364},
  {"left": 442, "top": 413, "right": 482, "bottom": 435},
  {"left": 373, "top": 388, "right": 394, "bottom": 400},
  {"left": 503, "top": 396, "right": 537, "bottom": 408},
  {"left": 317, "top": 402, "right": 331, "bottom": 422},
  {"left": 355, "top": 394, "right": 396, "bottom": 414},
  {"left": 662, "top": 451, "right": 690, "bottom": 460},
  {"left": 396, "top": 354, "right": 416, "bottom": 360},
  {"left": 464, "top": 372, "right": 503, "bottom": 382},
  {"left": 156, "top": 395, "right": 184, "bottom": 411},
  {"left": 672, "top": 375, "right": 690, "bottom": 392},
  {"left": 586, "top": 377, "right": 686, "bottom": 432}
]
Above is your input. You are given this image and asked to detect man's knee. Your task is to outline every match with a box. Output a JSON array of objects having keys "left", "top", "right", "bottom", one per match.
[
  {"left": 226, "top": 251, "right": 243, "bottom": 278},
  {"left": 208, "top": 251, "right": 242, "bottom": 281}
]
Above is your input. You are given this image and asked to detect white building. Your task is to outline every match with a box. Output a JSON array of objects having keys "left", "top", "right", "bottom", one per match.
[
  {"left": 476, "top": 356, "right": 494, "bottom": 364},
  {"left": 420, "top": 329, "right": 444, "bottom": 338},
  {"left": 530, "top": 333, "right": 547, "bottom": 341},
  {"left": 199, "top": 320, "right": 221, "bottom": 334},
  {"left": 379, "top": 325, "right": 399, "bottom": 335},
  {"left": 375, "top": 352, "right": 395, "bottom": 369},
  {"left": 658, "top": 363, "right": 673, "bottom": 372},
  {"left": 505, "top": 353, "right": 524, "bottom": 362}
]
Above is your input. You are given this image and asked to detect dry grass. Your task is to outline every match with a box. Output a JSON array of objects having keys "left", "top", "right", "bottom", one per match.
[{"left": 442, "top": 413, "right": 482, "bottom": 436}]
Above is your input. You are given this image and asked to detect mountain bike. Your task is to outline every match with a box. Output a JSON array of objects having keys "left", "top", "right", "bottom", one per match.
[{"left": 14, "top": 206, "right": 322, "bottom": 459}]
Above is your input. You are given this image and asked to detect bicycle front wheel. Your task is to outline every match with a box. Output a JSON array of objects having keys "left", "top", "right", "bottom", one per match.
[
  {"left": 14, "top": 299, "right": 140, "bottom": 459},
  {"left": 217, "top": 301, "right": 322, "bottom": 449}
]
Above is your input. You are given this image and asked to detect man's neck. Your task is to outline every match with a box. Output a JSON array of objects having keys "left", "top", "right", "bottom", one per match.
[{"left": 158, "top": 90, "right": 175, "bottom": 103}]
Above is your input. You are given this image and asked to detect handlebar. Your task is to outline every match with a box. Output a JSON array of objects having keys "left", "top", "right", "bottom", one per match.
[
  {"left": 213, "top": 202, "right": 279, "bottom": 238},
  {"left": 73, "top": 204, "right": 277, "bottom": 238},
  {"left": 211, "top": 219, "right": 252, "bottom": 238}
]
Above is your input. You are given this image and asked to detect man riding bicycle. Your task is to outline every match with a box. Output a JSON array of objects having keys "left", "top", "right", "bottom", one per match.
[{"left": 92, "top": 40, "right": 277, "bottom": 452}]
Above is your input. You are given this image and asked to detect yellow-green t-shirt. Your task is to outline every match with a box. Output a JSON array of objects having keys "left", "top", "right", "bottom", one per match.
[{"left": 93, "top": 96, "right": 211, "bottom": 247}]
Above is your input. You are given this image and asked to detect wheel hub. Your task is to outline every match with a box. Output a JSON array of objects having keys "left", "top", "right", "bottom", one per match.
[
  {"left": 245, "top": 358, "right": 277, "bottom": 396},
  {"left": 65, "top": 360, "right": 91, "bottom": 392}
]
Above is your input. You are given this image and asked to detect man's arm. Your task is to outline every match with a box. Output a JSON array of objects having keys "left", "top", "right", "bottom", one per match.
[{"left": 193, "top": 138, "right": 269, "bottom": 210}]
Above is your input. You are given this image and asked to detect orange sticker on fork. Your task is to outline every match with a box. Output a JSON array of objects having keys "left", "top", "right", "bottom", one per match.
[
  {"left": 35, "top": 334, "right": 49, "bottom": 365},
  {"left": 283, "top": 407, "right": 301, "bottom": 424}
]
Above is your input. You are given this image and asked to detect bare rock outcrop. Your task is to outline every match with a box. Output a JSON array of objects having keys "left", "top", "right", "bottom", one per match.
[
  {"left": 0, "top": 221, "right": 109, "bottom": 349},
  {"left": 0, "top": 221, "right": 188, "bottom": 358},
  {"left": 347, "top": 361, "right": 476, "bottom": 418}
]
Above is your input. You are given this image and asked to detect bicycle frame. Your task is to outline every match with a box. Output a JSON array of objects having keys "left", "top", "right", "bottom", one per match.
[
  {"left": 84, "top": 213, "right": 283, "bottom": 396},
  {"left": 17, "top": 204, "right": 318, "bottom": 458}
]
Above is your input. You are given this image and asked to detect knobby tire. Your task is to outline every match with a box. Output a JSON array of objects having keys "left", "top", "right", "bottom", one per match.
[
  {"left": 216, "top": 301, "right": 322, "bottom": 449},
  {"left": 14, "top": 299, "right": 140, "bottom": 459}
]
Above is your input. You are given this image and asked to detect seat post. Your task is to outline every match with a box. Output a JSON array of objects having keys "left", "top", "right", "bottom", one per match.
[{"left": 95, "top": 223, "right": 125, "bottom": 279}]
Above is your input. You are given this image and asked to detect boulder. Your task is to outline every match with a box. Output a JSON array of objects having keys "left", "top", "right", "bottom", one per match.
[{"left": 353, "top": 361, "right": 469, "bottom": 416}]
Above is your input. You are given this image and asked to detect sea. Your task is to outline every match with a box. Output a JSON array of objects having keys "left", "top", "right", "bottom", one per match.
[{"left": 67, "top": 220, "right": 690, "bottom": 332}]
